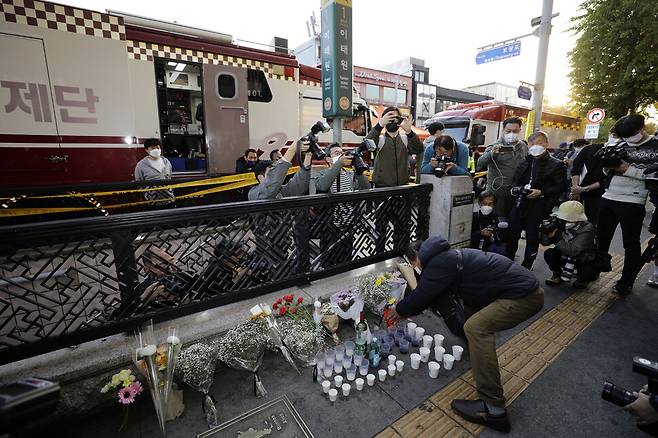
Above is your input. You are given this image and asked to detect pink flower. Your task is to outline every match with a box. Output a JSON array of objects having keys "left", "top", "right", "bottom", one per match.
[
  {"left": 118, "top": 387, "right": 135, "bottom": 405},
  {"left": 128, "top": 381, "right": 143, "bottom": 397}
]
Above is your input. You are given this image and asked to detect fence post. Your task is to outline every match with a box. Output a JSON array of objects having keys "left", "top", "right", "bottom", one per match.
[
  {"left": 294, "top": 207, "right": 311, "bottom": 283},
  {"left": 109, "top": 230, "right": 139, "bottom": 318}
]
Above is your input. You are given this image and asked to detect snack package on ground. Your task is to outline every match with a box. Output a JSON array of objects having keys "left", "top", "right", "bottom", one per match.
[
  {"left": 133, "top": 322, "right": 181, "bottom": 436},
  {"left": 215, "top": 318, "right": 273, "bottom": 398},
  {"left": 356, "top": 272, "right": 407, "bottom": 315},
  {"left": 176, "top": 340, "right": 220, "bottom": 428},
  {"left": 320, "top": 302, "right": 341, "bottom": 344},
  {"left": 330, "top": 288, "right": 364, "bottom": 322}
]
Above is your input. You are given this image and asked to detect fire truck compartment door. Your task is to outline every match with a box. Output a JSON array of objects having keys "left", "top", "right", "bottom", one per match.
[
  {"left": 0, "top": 34, "right": 64, "bottom": 178},
  {"left": 202, "top": 65, "right": 249, "bottom": 175}
]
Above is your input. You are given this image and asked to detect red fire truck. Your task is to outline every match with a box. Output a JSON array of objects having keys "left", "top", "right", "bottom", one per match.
[{"left": 0, "top": 1, "right": 371, "bottom": 188}]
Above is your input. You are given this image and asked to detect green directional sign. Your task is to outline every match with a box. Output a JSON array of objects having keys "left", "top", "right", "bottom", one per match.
[{"left": 321, "top": 0, "right": 353, "bottom": 118}]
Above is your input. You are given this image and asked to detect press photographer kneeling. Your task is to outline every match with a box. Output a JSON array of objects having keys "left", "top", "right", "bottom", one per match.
[{"left": 540, "top": 201, "right": 598, "bottom": 289}]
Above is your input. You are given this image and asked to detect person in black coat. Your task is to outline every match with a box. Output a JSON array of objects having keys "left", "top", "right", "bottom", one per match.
[
  {"left": 391, "top": 236, "right": 542, "bottom": 433},
  {"left": 235, "top": 148, "right": 259, "bottom": 174},
  {"left": 471, "top": 192, "right": 507, "bottom": 255},
  {"left": 570, "top": 140, "right": 606, "bottom": 224},
  {"left": 507, "top": 131, "right": 567, "bottom": 269}
]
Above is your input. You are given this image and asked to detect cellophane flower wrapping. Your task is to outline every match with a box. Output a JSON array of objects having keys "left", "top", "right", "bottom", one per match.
[
  {"left": 278, "top": 317, "right": 328, "bottom": 366},
  {"left": 329, "top": 288, "right": 364, "bottom": 321},
  {"left": 175, "top": 341, "right": 220, "bottom": 428},
  {"left": 356, "top": 272, "right": 407, "bottom": 315}
]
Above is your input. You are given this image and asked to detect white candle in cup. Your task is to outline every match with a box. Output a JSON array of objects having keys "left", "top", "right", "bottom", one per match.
[
  {"left": 367, "top": 374, "right": 375, "bottom": 386},
  {"left": 334, "top": 375, "right": 343, "bottom": 388},
  {"left": 410, "top": 353, "right": 421, "bottom": 369},
  {"left": 378, "top": 369, "right": 387, "bottom": 382},
  {"left": 395, "top": 360, "right": 404, "bottom": 373},
  {"left": 434, "top": 334, "right": 445, "bottom": 348},
  {"left": 342, "top": 383, "right": 351, "bottom": 397},
  {"left": 428, "top": 361, "right": 440, "bottom": 378},
  {"left": 452, "top": 345, "right": 464, "bottom": 361},
  {"left": 419, "top": 347, "right": 431, "bottom": 363},
  {"left": 329, "top": 388, "right": 338, "bottom": 402},
  {"left": 443, "top": 354, "right": 455, "bottom": 370},
  {"left": 434, "top": 346, "right": 446, "bottom": 362},
  {"left": 355, "top": 378, "right": 364, "bottom": 391},
  {"left": 322, "top": 380, "right": 331, "bottom": 394},
  {"left": 387, "top": 364, "right": 396, "bottom": 377}
]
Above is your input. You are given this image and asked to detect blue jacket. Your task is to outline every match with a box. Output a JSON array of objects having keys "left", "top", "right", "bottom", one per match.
[
  {"left": 420, "top": 137, "right": 470, "bottom": 176},
  {"left": 396, "top": 236, "right": 539, "bottom": 315}
]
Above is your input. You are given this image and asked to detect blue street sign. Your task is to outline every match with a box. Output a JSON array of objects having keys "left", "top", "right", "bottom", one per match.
[{"left": 476, "top": 41, "right": 522, "bottom": 65}]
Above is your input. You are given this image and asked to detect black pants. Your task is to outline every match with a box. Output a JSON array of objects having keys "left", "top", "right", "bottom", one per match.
[
  {"left": 596, "top": 198, "right": 645, "bottom": 286},
  {"left": 507, "top": 200, "right": 552, "bottom": 269},
  {"left": 544, "top": 247, "right": 599, "bottom": 281},
  {"left": 580, "top": 192, "right": 602, "bottom": 226}
]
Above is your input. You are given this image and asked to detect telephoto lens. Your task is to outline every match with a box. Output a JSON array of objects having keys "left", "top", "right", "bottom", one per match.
[{"left": 601, "top": 381, "right": 638, "bottom": 406}]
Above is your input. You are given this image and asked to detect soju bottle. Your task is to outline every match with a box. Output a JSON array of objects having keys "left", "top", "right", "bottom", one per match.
[{"left": 369, "top": 337, "right": 381, "bottom": 368}]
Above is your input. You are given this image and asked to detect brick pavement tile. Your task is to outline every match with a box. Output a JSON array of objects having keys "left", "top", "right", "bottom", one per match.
[
  {"left": 429, "top": 379, "right": 484, "bottom": 435},
  {"left": 374, "top": 427, "right": 402, "bottom": 438},
  {"left": 392, "top": 401, "right": 473, "bottom": 438}
]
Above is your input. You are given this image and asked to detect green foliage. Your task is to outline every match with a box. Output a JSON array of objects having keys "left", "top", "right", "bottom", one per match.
[{"left": 568, "top": 0, "right": 658, "bottom": 119}]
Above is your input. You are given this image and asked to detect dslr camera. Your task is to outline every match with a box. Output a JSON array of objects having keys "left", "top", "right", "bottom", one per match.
[
  {"left": 602, "top": 356, "right": 658, "bottom": 435},
  {"left": 433, "top": 154, "right": 453, "bottom": 178},
  {"left": 343, "top": 139, "right": 376, "bottom": 175},
  {"left": 593, "top": 142, "right": 628, "bottom": 169},
  {"left": 510, "top": 185, "right": 533, "bottom": 208},
  {"left": 301, "top": 121, "right": 331, "bottom": 160},
  {"left": 540, "top": 216, "right": 562, "bottom": 235}
]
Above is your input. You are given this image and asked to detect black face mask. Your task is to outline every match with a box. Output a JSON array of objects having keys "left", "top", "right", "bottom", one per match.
[{"left": 386, "top": 122, "right": 399, "bottom": 133}]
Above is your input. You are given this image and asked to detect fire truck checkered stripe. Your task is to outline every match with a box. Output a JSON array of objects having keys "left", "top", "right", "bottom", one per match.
[
  {"left": 301, "top": 80, "right": 321, "bottom": 87},
  {"left": 0, "top": 0, "right": 125, "bottom": 41},
  {"left": 127, "top": 40, "right": 296, "bottom": 81}
]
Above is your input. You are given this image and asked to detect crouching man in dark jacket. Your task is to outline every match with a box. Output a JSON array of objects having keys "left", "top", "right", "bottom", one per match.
[{"left": 392, "top": 236, "right": 543, "bottom": 433}]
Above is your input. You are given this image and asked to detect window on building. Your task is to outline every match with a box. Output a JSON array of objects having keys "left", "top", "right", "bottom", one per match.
[
  {"left": 365, "top": 84, "right": 379, "bottom": 101},
  {"left": 397, "top": 89, "right": 406, "bottom": 104},
  {"left": 383, "top": 87, "right": 397, "bottom": 103}
]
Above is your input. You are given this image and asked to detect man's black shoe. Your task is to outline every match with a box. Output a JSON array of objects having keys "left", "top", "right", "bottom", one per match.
[
  {"left": 450, "top": 399, "right": 511, "bottom": 433},
  {"left": 612, "top": 282, "right": 632, "bottom": 296}
]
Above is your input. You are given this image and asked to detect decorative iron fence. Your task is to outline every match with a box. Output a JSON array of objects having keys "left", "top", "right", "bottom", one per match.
[{"left": 0, "top": 184, "right": 431, "bottom": 365}]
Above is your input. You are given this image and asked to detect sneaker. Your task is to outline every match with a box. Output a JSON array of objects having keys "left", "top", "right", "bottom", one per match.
[
  {"left": 545, "top": 274, "right": 564, "bottom": 286},
  {"left": 573, "top": 279, "right": 589, "bottom": 290},
  {"left": 612, "top": 282, "right": 632, "bottom": 296},
  {"left": 451, "top": 399, "right": 511, "bottom": 433},
  {"left": 647, "top": 275, "right": 658, "bottom": 288}
]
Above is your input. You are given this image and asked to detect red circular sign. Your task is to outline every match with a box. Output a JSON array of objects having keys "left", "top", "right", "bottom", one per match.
[{"left": 587, "top": 108, "right": 606, "bottom": 124}]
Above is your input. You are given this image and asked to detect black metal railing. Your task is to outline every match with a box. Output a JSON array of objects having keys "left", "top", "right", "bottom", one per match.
[{"left": 0, "top": 184, "right": 432, "bottom": 365}]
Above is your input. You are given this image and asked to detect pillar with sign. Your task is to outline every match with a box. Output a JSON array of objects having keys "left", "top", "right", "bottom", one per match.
[{"left": 321, "top": 0, "right": 352, "bottom": 145}]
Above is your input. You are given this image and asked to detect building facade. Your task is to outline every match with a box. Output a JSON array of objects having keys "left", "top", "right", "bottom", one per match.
[
  {"left": 462, "top": 82, "right": 530, "bottom": 107},
  {"left": 353, "top": 66, "right": 412, "bottom": 111}
]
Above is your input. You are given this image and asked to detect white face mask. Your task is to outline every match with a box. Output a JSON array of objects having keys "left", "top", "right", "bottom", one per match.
[
  {"left": 606, "top": 135, "right": 619, "bottom": 146},
  {"left": 148, "top": 148, "right": 161, "bottom": 158},
  {"left": 528, "top": 145, "right": 546, "bottom": 157},
  {"left": 479, "top": 205, "right": 494, "bottom": 215},
  {"left": 503, "top": 132, "right": 519, "bottom": 144},
  {"left": 624, "top": 132, "right": 643, "bottom": 145}
]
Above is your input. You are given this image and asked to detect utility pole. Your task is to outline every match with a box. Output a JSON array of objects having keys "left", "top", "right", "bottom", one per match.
[{"left": 531, "top": 0, "right": 553, "bottom": 132}]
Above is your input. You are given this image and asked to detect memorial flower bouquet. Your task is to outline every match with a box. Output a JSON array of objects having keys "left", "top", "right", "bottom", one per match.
[
  {"left": 329, "top": 288, "right": 364, "bottom": 321},
  {"left": 100, "top": 369, "right": 143, "bottom": 431},
  {"left": 177, "top": 340, "right": 221, "bottom": 427},
  {"left": 356, "top": 271, "right": 407, "bottom": 315},
  {"left": 250, "top": 303, "right": 301, "bottom": 375}
]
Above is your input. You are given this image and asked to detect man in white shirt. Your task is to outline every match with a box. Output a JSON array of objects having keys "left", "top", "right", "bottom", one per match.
[{"left": 134, "top": 138, "right": 174, "bottom": 201}]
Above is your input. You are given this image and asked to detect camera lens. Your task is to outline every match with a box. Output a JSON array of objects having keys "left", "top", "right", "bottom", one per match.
[{"left": 601, "top": 381, "right": 637, "bottom": 406}]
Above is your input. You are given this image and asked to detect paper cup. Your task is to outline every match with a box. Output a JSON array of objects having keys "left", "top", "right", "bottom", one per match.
[
  {"left": 334, "top": 375, "right": 343, "bottom": 388},
  {"left": 433, "top": 334, "right": 445, "bottom": 348},
  {"left": 355, "top": 378, "right": 364, "bottom": 391},
  {"left": 342, "top": 383, "right": 351, "bottom": 397},
  {"left": 323, "top": 366, "right": 333, "bottom": 378},
  {"left": 406, "top": 322, "right": 417, "bottom": 337},
  {"left": 378, "top": 369, "right": 387, "bottom": 382},
  {"left": 443, "top": 354, "right": 455, "bottom": 370},
  {"left": 322, "top": 380, "right": 331, "bottom": 394},
  {"left": 421, "top": 335, "right": 433, "bottom": 349},
  {"left": 334, "top": 362, "right": 343, "bottom": 374},
  {"left": 344, "top": 341, "right": 355, "bottom": 357},
  {"left": 428, "top": 361, "right": 440, "bottom": 378},
  {"left": 353, "top": 351, "right": 364, "bottom": 367},
  {"left": 419, "top": 347, "right": 431, "bottom": 363},
  {"left": 343, "top": 357, "right": 352, "bottom": 369},
  {"left": 387, "top": 364, "right": 396, "bottom": 377},
  {"left": 410, "top": 353, "right": 421, "bottom": 369},
  {"left": 396, "top": 360, "right": 404, "bottom": 373},
  {"left": 414, "top": 326, "right": 426, "bottom": 340},
  {"left": 434, "top": 346, "right": 445, "bottom": 362},
  {"left": 367, "top": 373, "right": 375, "bottom": 386},
  {"left": 329, "top": 388, "right": 338, "bottom": 402},
  {"left": 452, "top": 345, "right": 464, "bottom": 361},
  {"left": 388, "top": 354, "right": 397, "bottom": 367}
]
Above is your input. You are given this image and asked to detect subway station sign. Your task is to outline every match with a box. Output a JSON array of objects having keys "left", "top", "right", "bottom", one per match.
[{"left": 321, "top": 0, "right": 353, "bottom": 118}]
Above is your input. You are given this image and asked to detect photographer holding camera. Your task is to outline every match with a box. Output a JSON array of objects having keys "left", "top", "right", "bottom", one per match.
[
  {"left": 389, "top": 236, "right": 542, "bottom": 432},
  {"left": 248, "top": 141, "right": 312, "bottom": 200},
  {"left": 314, "top": 143, "right": 371, "bottom": 266},
  {"left": 471, "top": 192, "right": 507, "bottom": 255},
  {"left": 541, "top": 201, "right": 598, "bottom": 289},
  {"left": 595, "top": 114, "right": 658, "bottom": 295},
  {"left": 507, "top": 131, "right": 566, "bottom": 269},
  {"left": 420, "top": 135, "right": 470, "bottom": 178},
  {"left": 476, "top": 117, "right": 528, "bottom": 219}
]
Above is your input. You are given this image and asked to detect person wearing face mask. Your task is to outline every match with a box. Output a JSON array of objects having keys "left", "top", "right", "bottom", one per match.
[
  {"left": 235, "top": 148, "right": 260, "bottom": 174},
  {"left": 596, "top": 114, "right": 658, "bottom": 295},
  {"left": 134, "top": 138, "right": 174, "bottom": 201},
  {"left": 470, "top": 192, "right": 507, "bottom": 255},
  {"left": 248, "top": 142, "right": 312, "bottom": 200},
  {"left": 314, "top": 143, "right": 371, "bottom": 267},
  {"left": 507, "top": 131, "right": 567, "bottom": 269},
  {"left": 476, "top": 117, "right": 528, "bottom": 219},
  {"left": 387, "top": 237, "right": 542, "bottom": 433},
  {"left": 570, "top": 138, "right": 606, "bottom": 224},
  {"left": 541, "top": 201, "right": 598, "bottom": 289}
]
